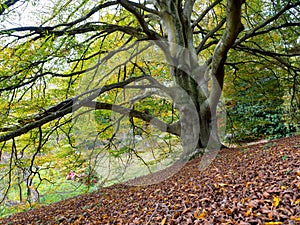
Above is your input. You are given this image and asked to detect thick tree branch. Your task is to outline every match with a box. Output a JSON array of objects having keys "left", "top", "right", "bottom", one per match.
[
  {"left": 126, "top": 1, "right": 160, "bottom": 15},
  {"left": 0, "top": 76, "right": 146, "bottom": 143},
  {"left": 209, "top": 0, "right": 244, "bottom": 108},
  {"left": 117, "top": 0, "right": 161, "bottom": 40},
  {"left": 0, "top": 24, "right": 145, "bottom": 39},
  {"left": 183, "top": 0, "right": 195, "bottom": 20},
  {"left": 82, "top": 101, "right": 181, "bottom": 136}
]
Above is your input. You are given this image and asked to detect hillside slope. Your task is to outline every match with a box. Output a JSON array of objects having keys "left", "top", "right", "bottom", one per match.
[{"left": 1, "top": 135, "right": 300, "bottom": 224}]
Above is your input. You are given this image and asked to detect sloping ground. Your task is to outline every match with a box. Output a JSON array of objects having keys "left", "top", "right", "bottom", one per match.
[{"left": 0, "top": 135, "right": 299, "bottom": 225}]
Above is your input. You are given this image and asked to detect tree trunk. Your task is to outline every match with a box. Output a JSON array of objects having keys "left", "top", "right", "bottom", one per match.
[
  {"left": 153, "top": 0, "right": 243, "bottom": 158},
  {"left": 172, "top": 67, "right": 222, "bottom": 159}
]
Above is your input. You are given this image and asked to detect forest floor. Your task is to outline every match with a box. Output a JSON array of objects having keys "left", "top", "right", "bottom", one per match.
[{"left": 0, "top": 135, "right": 299, "bottom": 225}]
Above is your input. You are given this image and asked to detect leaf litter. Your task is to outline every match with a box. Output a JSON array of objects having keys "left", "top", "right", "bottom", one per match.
[{"left": 0, "top": 135, "right": 299, "bottom": 224}]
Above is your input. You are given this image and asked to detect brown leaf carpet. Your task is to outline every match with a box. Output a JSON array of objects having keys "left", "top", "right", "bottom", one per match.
[{"left": 1, "top": 135, "right": 299, "bottom": 224}]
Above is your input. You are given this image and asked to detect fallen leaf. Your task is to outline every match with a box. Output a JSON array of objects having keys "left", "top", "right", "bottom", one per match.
[
  {"left": 245, "top": 207, "right": 252, "bottom": 217},
  {"left": 194, "top": 209, "right": 207, "bottom": 219},
  {"left": 268, "top": 211, "right": 273, "bottom": 220},
  {"left": 280, "top": 186, "right": 287, "bottom": 190},
  {"left": 272, "top": 196, "right": 280, "bottom": 207},
  {"left": 263, "top": 191, "right": 270, "bottom": 198},
  {"left": 1, "top": 135, "right": 300, "bottom": 225},
  {"left": 263, "top": 222, "right": 282, "bottom": 225},
  {"left": 225, "top": 208, "right": 232, "bottom": 215},
  {"left": 182, "top": 207, "right": 191, "bottom": 214},
  {"left": 290, "top": 216, "right": 300, "bottom": 221}
]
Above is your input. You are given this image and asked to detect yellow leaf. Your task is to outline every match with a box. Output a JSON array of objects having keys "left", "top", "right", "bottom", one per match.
[
  {"left": 245, "top": 207, "right": 252, "bottom": 216},
  {"left": 263, "top": 222, "right": 282, "bottom": 225},
  {"left": 280, "top": 186, "right": 287, "bottom": 190},
  {"left": 290, "top": 216, "right": 300, "bottom": 221},
  {"left": 241, "top": 198, "right": 245, "bottom": 204},
  {"left": 102, "top": 214, "right": 109, "bottom": 219},
  {"left": 272, "top": 196, "right": 280, "bottom": 207},
  {"left": 154, "top": 189, "right": 161, "bottom": 193},
  {"left": 194, "top": 209, "right": 207, "bottom": 219},
  {"left": 213, "top": 183, "right": 219, "bottom": 188},
  {"left": 294, "top": 198, "right": 300, "bottom": 205},
  {"left": 161, "top": 217, "right": 166, "bottom": 225}
]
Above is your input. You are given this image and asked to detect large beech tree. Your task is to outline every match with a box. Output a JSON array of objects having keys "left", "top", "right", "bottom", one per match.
[{"left": 0, "top": 0, "right": 299, "bottom": 199}]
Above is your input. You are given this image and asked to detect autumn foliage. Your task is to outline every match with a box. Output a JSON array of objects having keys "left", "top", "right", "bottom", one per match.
[{"left": 1, "top": 135, "right": 299, "bottom": 224}]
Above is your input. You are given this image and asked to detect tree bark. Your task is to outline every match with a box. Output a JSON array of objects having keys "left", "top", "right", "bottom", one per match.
[{"left": 153, "top": 0, "right": 244, "bottom": 155}]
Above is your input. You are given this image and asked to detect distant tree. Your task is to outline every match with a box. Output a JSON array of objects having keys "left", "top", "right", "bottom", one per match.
[{"left": 0, "top": 0, "right": 299, "bottom": 202}]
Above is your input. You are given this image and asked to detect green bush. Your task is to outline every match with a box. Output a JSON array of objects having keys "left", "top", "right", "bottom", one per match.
[{"left": 226, "top": 103, "right": 294, "bottom": 142}]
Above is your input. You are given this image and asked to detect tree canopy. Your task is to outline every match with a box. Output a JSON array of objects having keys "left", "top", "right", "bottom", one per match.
[{"left": 0, "top": 0, "right": 299, "bottom": 208}]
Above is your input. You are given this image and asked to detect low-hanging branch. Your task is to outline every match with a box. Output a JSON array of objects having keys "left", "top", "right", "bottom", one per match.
[
  {"left": 82, "top": 101, "right": 181, "bottom": 136},
  {"left": 0, "top": 75, "right": 182, "bottom": 143},
  {"left": 0, "top": 75, "right": 147, "bottom": 143},
  {"left": 0, "top": 24, "right": 146, "bottom": 39}
]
